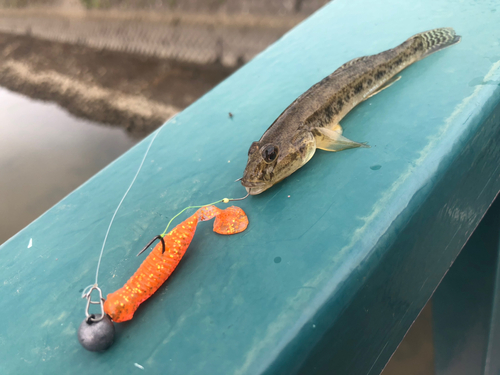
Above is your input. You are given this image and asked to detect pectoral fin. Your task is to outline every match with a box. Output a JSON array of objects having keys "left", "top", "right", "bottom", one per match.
[
  {"left": 366, "top": 75, "right": 401, "bottom": 99},
  {"left": 330, "top": 123, "right": 343, "bottom": 134},
  {"left": 312, "top": 127, "right": 369, "bottom": 152}
]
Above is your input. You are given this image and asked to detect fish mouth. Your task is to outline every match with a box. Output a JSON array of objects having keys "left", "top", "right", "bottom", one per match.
[
  {"left": 240, "top": 180, "right": 266, "bottom": 188},
  {"left": 240, "top": 179, "right": 270, "bottom": 195},
  {"left": 244, "top": 186, "right": 268, "bottom": 195}
]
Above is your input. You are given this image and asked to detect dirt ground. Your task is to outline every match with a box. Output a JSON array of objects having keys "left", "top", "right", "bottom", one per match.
[{"left": 0, "top": 31, "right": 237, "bottom": 136}]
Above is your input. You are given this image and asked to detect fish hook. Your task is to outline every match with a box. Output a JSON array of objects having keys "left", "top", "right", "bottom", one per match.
[
  {"left": 227, "top": 192, "right": 249, "bottom": 201},
  {"left": 137, "top": 235, "right": 166, "bottom": 257}
]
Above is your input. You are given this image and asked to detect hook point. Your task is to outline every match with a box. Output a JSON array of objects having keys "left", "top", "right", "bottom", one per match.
[{"left": 137, "top": 235, "right": 165, "bottom": 257}]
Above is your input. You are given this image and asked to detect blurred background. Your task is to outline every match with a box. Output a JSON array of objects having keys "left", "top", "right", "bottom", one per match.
[{"left": 0, "top": 1, "right": 434, "bottom": 373}]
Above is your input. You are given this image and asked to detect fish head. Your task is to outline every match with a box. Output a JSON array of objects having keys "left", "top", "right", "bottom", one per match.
[{"left": 241, "top": 130, "right": 316, "bottom": 195}]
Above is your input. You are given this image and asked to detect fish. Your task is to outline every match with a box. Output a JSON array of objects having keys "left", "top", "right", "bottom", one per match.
[{"left": 241, "top": 28, "right": 461, "bottom": 195}]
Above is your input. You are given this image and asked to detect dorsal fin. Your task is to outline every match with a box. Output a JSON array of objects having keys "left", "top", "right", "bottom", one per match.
[{"left": 332, "top": 55, "right": 372, "bottom": 75}]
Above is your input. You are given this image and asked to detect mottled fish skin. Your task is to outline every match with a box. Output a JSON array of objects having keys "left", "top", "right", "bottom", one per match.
[{"left": 241, "top": 28, "right": 461, "bottom": 195}]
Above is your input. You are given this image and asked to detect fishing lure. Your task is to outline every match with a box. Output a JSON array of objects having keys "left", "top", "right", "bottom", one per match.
[
  {"left": 103, "top": 205, "right": 248, "bottom": 323},
  {"left": 79, "top": 122, "right": 250, "bottom": 351}
]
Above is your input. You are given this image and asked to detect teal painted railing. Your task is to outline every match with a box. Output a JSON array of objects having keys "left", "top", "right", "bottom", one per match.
[{"left": 1, "top": 1, "right": 499, "bottom": 374}]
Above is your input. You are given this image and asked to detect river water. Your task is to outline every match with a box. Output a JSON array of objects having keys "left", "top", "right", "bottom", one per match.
[{"left": 0, "top": 87, "right": 139, "bottom": 244}]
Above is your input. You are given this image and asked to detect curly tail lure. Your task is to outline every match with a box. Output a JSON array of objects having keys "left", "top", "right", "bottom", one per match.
[
  {"left": 78, "top": 126, "right": 249, "bottom": 352},
  {"left": 104, "top": 205, "right": 248, "bottom": 323}
]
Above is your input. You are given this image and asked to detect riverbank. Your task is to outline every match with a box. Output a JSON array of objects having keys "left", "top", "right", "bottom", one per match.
[{"left": 0, "top": 32, "right": 237, "bottom": 136}]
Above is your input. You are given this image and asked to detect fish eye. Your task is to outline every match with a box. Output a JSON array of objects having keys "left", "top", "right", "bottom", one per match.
[{"left": 261, "top": 144, "right": 279, "bottom": 163}]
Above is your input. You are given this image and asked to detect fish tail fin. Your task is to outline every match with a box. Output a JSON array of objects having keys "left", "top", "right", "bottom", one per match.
[{"left": 411, "top": 27, "right": 461, "bottom": 59}]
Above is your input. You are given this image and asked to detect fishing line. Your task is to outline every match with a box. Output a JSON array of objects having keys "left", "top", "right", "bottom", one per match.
[
  {"left": 82, "top": 127, "right": 162, "bottom": 297},
  {"left": 160, "top": 193, "right": 249, "bottom": 237}
]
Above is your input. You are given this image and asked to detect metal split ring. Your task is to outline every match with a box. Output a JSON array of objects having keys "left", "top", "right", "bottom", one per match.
[{"left": 83, "top": 285, "right": 105, "bottom": 322}]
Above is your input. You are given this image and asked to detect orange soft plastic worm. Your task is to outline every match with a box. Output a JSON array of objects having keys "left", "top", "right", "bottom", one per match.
[{"left": 104, "top": 205, "right": 248, "bottom": 322}]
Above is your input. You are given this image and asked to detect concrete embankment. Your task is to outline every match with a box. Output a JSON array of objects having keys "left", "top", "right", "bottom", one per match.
[
  {"left": 0, "top": 2, "right": 325, "bottom": 133},
  {"left": 0, "top": 31, "right": 236, "bottom": 136}
]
